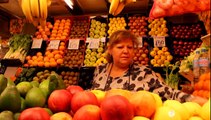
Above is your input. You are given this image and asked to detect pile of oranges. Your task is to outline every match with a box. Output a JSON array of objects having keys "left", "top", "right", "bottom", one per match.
[{"left": 24, "top": 42, "right": 66, "bottom": 67}]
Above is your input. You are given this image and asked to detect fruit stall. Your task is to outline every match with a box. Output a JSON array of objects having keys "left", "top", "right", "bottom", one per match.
[{"left": 0, "top": 0, "right": 210, "bottom": 120}]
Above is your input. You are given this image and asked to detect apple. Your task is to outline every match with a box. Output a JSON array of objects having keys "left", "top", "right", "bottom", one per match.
[
  {"left": 50, "top": 112, "right": 72, "bottom": 120},
  {"left": 66, "top": 85, "right": 84, "bottom": 95}
]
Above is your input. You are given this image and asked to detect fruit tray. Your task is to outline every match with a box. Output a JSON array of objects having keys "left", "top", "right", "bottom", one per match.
[
  {"left": 26, "top": 40, "right": 47, "bottom": 56},
  {"left": 78, "top": 67, "right": 95, "bottom": 89},
  {"left": 69, "top": 15, "right": 90, "bottom": 40},
  {"left": 57, "top": 67, "right": 80, "bottom": 87},
  {"left": 127, "top": 14, "right": 149, "bottom": 37},
  {"left": 88, "top": 15, "right": 108, "bottom": 39},
  {"left": 0, "top": 59, "right": 23, "bottom": 67},
  {"left": 62, "top": 40, "right": 86, "bottom": 68},
  {"left": 169, "top": 21, "right": 207, "bottom": 39}
]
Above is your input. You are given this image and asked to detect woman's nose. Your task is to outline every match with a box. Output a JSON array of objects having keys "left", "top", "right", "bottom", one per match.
[{"left": 123, "top": 47, "right": 129, "bottom": 53}]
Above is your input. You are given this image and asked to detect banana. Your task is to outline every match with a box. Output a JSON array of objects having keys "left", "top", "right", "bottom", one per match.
[
  {"left": 21, "top": 0, "right": 33, "bottom": 22},
  {"left": 39, "top": 0, "right": 48, "bottom": 19},
  {"left": 113, "top": 2, "right": 125, "bottom": 16},
  {"left": 125, "top": 0, "right": 136, "bottom": 4},
  {"left": 30, "top": 0, "right": 40, "bottom": 18},
  {"left": 47, "top": 0, "right": 52, "bottom": 7},
  {"left": 109, "top": 0, "right": 120, "bottom": 15},
  {"left": 108, "top": 0, "right": 112, "bottom": 3}
]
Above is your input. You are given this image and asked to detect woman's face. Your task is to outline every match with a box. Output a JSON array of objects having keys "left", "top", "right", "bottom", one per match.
[{"left": 108, "top": 39, "right": 135, "bottom": 67}]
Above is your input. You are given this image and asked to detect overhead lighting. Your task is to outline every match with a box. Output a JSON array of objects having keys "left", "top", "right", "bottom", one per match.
[{"left": 64, "top": 0, "right": 74, "bottom": 9}]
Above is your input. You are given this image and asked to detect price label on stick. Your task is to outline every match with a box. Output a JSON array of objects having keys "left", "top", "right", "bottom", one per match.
[
  {"left": 153, "top": 36, "right": 166, "bottom": 47},
  {"left": 137, "top": 37, "right": 143, "bottom": 48},
  {"left": 48, "top": 40, "right": 60, "bottom": 49},
  {"left": 31, "top": 39, "right": 43, "bottom": 49},
  {"left": 88, "top": 39, "right": 100, "bottom": 49},
  {"left": 68, "top": 39, "right": 80, "bottom": 49}
]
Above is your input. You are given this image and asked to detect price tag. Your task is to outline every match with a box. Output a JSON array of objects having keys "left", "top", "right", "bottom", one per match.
[
  {"left": 100, "top": 37, "right": 106, "bottom": 42},
  {"left": 88, "top": 39, "right": 100, "bottom": 49},
  {"left": 48, "top": 40, "right": 60, "bottom": 49},
  {"left": 68, "top": 39, "right": 80, "bottom": 49},
  {"left": 31, "top": 39, "right": 43, "bottom": 49},
  {"left": 137, "top": 37, "right": 143, "bottom": 48},
  {"left": 153, "top": 36, "right": 166, "bottom": 47}
]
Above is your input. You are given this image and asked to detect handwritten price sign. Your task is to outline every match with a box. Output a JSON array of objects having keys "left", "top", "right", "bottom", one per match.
[
  {"left": 88, "top": 39, "right": 100, "bottom": 49},
  {"left": 68, "top": 39, "right": 80, "bottom": 49},
  {"left": 153, "top": 37, "right": 166, "bottom": 47},
  {"left": 137, "top": 37, "right": 143, "bottom": 48},
  {"left": 31, "top": 39, "right": 43, "bottom": 49},
  {"left": 48, "top": 40, "right": 60, "bottom": 49}
]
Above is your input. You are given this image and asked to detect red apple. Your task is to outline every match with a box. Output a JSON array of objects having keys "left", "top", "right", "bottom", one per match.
[
  {"left": 73, "top": 105, "right": 101, "bottom": 120},
  {"left": 66, "top": 85, "right": 84, "bottom": 95},
  {"left": 71, "top": 91, "right": 98, "bottom": 113}
]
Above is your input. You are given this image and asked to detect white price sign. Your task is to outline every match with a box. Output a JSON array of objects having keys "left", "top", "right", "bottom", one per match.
[
  {"left": 100, "top": 37, "right": 106, "bottom": 42},
  {"left": 31, "top": 39, "right": 43, "bottom": 49},
  {"left": 88, "top": 39, "right": 100, "bottom": 49},
  {"left": 153, "top": 37, "right": 166, "bottom": 47},
  {"left": 137, "top": 37, "right": 143, "bottom": 48},
  {"left": 48, "top": 40, "right": 60, "bottom": 49},
  {"left": 68, "top": 39, "right": 80, "bottom": 49}
]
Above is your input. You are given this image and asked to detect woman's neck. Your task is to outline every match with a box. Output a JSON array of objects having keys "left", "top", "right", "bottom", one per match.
[{"left": 108, "top": 63, "right": 129, "bottom": 78}]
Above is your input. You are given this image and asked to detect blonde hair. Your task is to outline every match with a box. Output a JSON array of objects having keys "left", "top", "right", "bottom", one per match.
[{"left": 105, "top": 30, "right": 138, "bottom": 63}]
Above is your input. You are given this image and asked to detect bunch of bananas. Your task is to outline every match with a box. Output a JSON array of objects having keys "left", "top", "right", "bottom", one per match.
[
  {"left": 20, "top": 0, "right": 51, "bottom": 28},
  {"left": 109, "top": 0, "right": 136, "bottom": 16}
]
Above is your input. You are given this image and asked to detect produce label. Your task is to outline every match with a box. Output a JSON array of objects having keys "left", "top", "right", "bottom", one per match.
[
  {"left": 137, "top": 37, "right": 143, "bottom": 48},
  {"left": 68, "top": 39, "right": 80, "bottom": 49},
  {"left": 87, "top": 38, "right": 100, "bottom": 49},
  {"left": 48, "top": 40, "right": 60, "bottom": 49},
  {"left": 100, "top": 37, "right": 106, "bottom": 42},
  {"left": 153, "top": 37, "right": 166, "bottom": 47},
  {"left": 31, "top": 39, "right": 43, "bottom": 49}
]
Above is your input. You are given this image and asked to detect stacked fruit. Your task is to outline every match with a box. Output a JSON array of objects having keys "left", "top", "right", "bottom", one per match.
[
  {"left": 63, "top": 42, "right": 86, "bottom": 68},
  {"left": 133, "top": 41, "right": 149, "bottom": 65},
  {"left": 170, "top": 23, "right": 205, "bottom": 39},
  {"left": 89, "top": 19, "right": 107, "bottom": 38},
  {"left": 60, "top": 71, "right": 79, "bottom": 87},
  {"left": 69, "top": 17, "right": 89, "bottom": 39},
  {"left": 150, "top": 47, "right": 173, "bottom": 67},
  {"left": 128, "top": 16, "right": 148, "bottom": 37},
  {"left": 32, "top": 70, "right": 52, "bottom": 83},
  {"left": 50, "top": 18, "right": 71, "bottom": 41},
  {"left": 24, "top": 52, "right": 45, "bottom": 67},
  {"left": 34, "top": 22, "right": 53, "bottom": 40},
  {"left": 148, "top": 18, "right": 168, "bottom": 36},
  {"left": 107, "top": 17, "right": 127, "bottom": 37},
  {"left": 83, "top": 42, "right": 106, "bottom": 66},
  {"left": 193, "top": 72, "right": 210, "bottom": 99}
]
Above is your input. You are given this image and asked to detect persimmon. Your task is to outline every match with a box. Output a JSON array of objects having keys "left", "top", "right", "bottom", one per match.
[
  {"left": 26, "top": 56, "right": 31, "bottom": 60},
  {"left": 54, "top": 54, "right": 62, "bottom": 59},
  {"left": 32, "top": 56, "right": 38, "bottom": 61},
  {"left": 56, "top": 59, "right": 63, "bottom": 64},
  {"left": 44, "top": 62, "right": 50, "bottom": 67},
  {"left": 50, "top": 61, "right": 57, "bottom": 67},
  {"left": 36, "top": 52, "right": 42, "bottom": 56},
  {"left": 59, "top": 46, "right": 65, "bottom": 51}
]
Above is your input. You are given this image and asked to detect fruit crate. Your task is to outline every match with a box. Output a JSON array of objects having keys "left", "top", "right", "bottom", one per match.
[
  {"left": 57, "top": 67, "right": 80, "bottom": 88},
  {"left": 133, "top": 37, "right": 151, "bottom": 66},
  {"left": 148, "top": 36, "right": 174, "bottom": 67},
  {"left": 127, "top": 14, "right": 149, "bottom": 37},
  {"left": 62, "top": 40, "right": 86, "bottom": 68},
  {"left": 69, "top": 15, "right": 90, "bottom": 40},
  {"left": 88, "top": 15, "right": 108, "bottom": 39},
  {"left": 78, "top": 67, "right": 95, "bottom": 90},
  {"left": 107, "top": 14, "right": 129, "bottom": 38}
]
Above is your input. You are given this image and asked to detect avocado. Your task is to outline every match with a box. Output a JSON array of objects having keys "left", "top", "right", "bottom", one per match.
[{"left": 0, "top": 86, "right": 21, "bottom": 113}]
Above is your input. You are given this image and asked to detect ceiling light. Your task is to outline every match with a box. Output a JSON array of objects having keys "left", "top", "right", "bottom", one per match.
[{"left": 64, "top": 0, "right": 74, "bottom": 9}]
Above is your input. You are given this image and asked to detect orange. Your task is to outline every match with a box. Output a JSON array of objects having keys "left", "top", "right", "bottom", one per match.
[
  {"left": 44, "top": 57, "right": 50, "bottom": 62},
  {"left": 32, "top": 60, "right": 38, "bottom": 66},
  {"left": 59, "top": 46, "right": 65, "bottom": 51},
  {"left": 37, "top": 61, "right": 44, "bottom": 67},
  {"left": 44, "top": 62, "right": 50, "bottom": 67},
  {"left": 56, "top": 59, "right": 63, "bottom": 64},
  {"left": 37, "top": 56, "right": 44, "bottom": 62},
  {"left": 52, "top": 50, "right": 60, "bottom": 55},
  {"left": 47, "top": 53, "right": 54, "bottom": 58},
  {"left": 59, "top": 50, "right": 64, "bottom": 55},
  {"left": 36, "top": 52, "right": 42, "bottom": 56},
  {"left": 32, "top": 56, "right": 38, "bottom": 61},
  {"left": 45, "top": 50, "right": 51, "bottom": 56},
  {"left": 49, "top": 58, "right": 56, "bottom": 62},
  {"left": 26, "top": 56, "right": 31, "bottom": 60},
  {"left": 54, "top": 54, "right": 62, "bottom": 59},
  {"left": 28, "top": 60, "right": 33, "bottom": 65},
  {"left": 60, "top": 42, "right": 65, "bottom": 46},
  {"left": 50, "top": 61, "right": 57, "bottom": 67}
]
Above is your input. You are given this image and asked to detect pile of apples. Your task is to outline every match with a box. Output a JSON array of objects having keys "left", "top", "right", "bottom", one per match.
[
  {"left": 34, "top": 22, "right": 53, "bottom": 40},
  {"left": 128, "top": 16, "right": 148, "bottom": 37},
  {"left": 89, "top": 19, "right": 107, "bottom": 39},
  {"left": 62, "top": 42, "right": 86, "bottom": 68},
  {"left": 107, "top": 17, "right": 127, "bottom": 37},
  {"left": 60, "top": 71, "right": 79, "bottom": 87},
  {"left": 83, "top": 42, "right": 106, "bottom": 66},
  {"left": 170, "top": 23, "right": 205, "bottom": 39},
  {"left": 69, "top": 17, "right": 89, "bottom": 39},
  {"left": 133, "top": 41, "right": 149, "bottom": 65},
  {"left": 150, "top": 47, "right": 173, "bottom": 67},
  {"left": 50, "top": 18, "right": 71, "bottom": 41},
  {"left": 148, "top": 18, "right": 168, "bottom": 37}
]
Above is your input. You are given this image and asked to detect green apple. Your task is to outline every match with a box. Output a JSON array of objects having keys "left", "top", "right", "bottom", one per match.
[
  {"left": 91, "top": 51, "right": 97, "bottom": 56},
  {"left": 91, "top": 24, "right": 96, "bottom": 28},
  {"left": 90, "top": 56, "right": 97, "bottom": 62},
  {"left": 89, "top": 28, "right": 95, "bottom": 32},
  {"left": 85, "top": 54, "right": 91, "bottom": 59},
  {"left": 97, "top": 53, "right": 102, "bottom": 58},
  {"left": 94, "top": 30, "right": 100, "bottom": 34},
  {"left": 94, "top": 34, "right": 100, "bottom": 39},
  {"left": 97, "top": 47, "right": 104, "bottom": 53},
  {"left": 86, "top": 49, "right": 92, "bottom": 54},
  {"left": 100, "top": 28, "right": 106, "bottom": 32},
  {"left": 101, "top": 23, "right": 106, "bottom": 27}
]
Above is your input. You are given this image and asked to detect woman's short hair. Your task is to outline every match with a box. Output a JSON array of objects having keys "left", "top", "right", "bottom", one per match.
[{"left": 105, "top": 30, "right": 138, "bottom": 63}]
